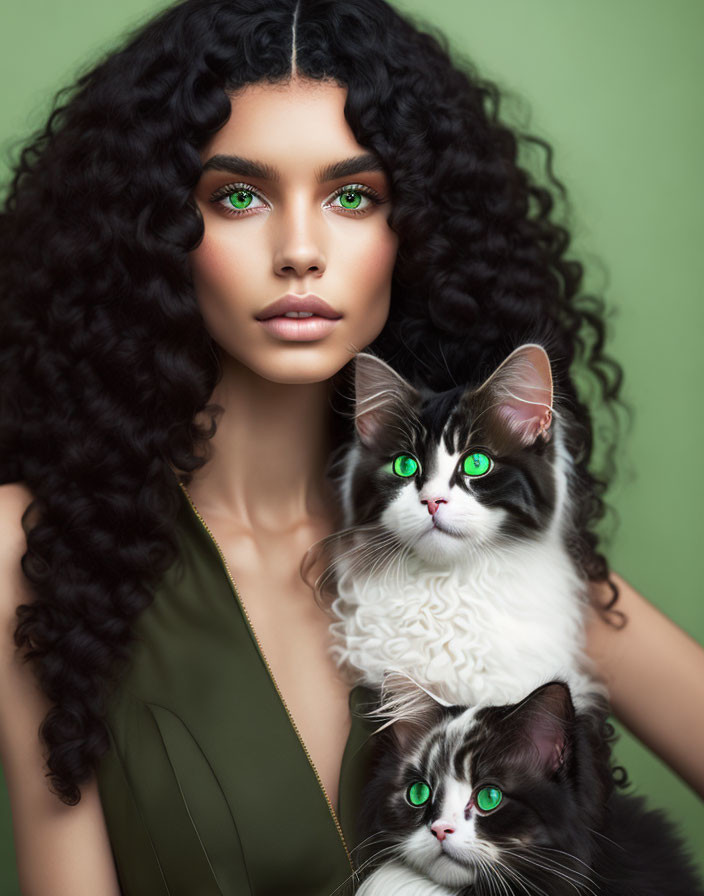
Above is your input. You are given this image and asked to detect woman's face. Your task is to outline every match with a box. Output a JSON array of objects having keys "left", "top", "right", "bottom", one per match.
[{"left": 190, "top": 77, "right": 399, "bottom": 385}]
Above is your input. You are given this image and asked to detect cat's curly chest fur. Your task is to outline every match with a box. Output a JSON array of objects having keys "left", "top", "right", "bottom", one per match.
[{"left": 329, "top": 534, "right": 594, "bottom": 706}]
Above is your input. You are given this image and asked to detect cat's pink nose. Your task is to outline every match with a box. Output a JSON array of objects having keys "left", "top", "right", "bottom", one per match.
[
  {"left": 422, "top": 498, "right": 447, "bottom": 515},
  {"left": 430, "top": 820, "right": 455, "bottom": 841}
]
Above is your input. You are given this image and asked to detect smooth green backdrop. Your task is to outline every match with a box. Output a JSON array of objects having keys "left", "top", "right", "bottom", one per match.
[{"left": 1, "top": 0, "right": 702, "bottom": 891}]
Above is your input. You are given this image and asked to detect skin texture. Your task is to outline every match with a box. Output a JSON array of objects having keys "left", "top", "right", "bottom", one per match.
[{"left": 186, "top": 76, "right": 399, "bottom": 811}]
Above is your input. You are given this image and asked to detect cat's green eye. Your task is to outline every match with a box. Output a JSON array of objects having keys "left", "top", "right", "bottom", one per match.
[
  {"left": 462, "top": 451, "right": 493, "bottom": 478},
  {"left": 406, "top": 781, "right": 431, "bottom": 807},
  {"left": 392, "top": 454, "right": 420, "bottom": 478},
  {"left": 476, "top": 786, "right": 502, "bottom": 812}
]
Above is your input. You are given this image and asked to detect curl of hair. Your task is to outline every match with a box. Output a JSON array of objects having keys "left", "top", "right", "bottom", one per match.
[{"left": 0, "top": 0, "right": 625, "bottom": 805}]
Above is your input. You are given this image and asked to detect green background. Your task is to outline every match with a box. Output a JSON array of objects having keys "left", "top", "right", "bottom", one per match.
[{"left": 1, "top": 0, "right": 702, "bottom": 890}]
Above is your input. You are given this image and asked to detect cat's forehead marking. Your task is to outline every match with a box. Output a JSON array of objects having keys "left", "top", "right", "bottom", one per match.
[
  {"left": 422, "top": 732, "right": 447, "bottom": 780},
  {"left": 443, "top": 404, "right": 476, "bottom": 456},
  {"left": 418, "top": 438, "right": 473, "bottom": 496},
  {"left": 409, "top": 390, "right": 470, "bottom": 458},
  {"left": 412, "top": 709, "right": 481, "bottom": 786},
  {"left": 446, "top": 705, "right": 479, "bottom": 738}
]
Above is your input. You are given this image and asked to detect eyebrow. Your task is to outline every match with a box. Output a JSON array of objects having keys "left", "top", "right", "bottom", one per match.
[{"left": 201, "top": 151, "right": 386, "bottom": 182}]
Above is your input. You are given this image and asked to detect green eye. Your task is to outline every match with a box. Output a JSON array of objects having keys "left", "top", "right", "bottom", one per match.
[
  {"left": 392, "top": 454, "right": 420, "bottom": 478},
  {"left": 229, "top": 190, "right": 253, "bottom": 209},
  {"left": 476, "top": 786, "right": 502, "bottom": 812},
  {"left": 338, "top": 189, "right": 363, "bottom": 209},
  {"left": 407, "top": 781, "right": 431, "bottom": 807},
  {"left": 463, "top": 452, "right": 493, "bottom": 477}
]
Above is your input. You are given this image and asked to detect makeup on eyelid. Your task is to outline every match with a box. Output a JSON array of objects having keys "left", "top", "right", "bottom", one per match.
[{"left": 208, "top": 181, "right": 385, "bottom": 218}]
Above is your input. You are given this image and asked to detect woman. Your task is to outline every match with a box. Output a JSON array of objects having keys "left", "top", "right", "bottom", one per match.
[{"left": 0, "top": 0, "right": 702, "bottom": 893}]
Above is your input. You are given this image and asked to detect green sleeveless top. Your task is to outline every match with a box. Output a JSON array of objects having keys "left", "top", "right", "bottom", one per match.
[{"left": 95, "top": 482, "right": 378, "bottom": 896}]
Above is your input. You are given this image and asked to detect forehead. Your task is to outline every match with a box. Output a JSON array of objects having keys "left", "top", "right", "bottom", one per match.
[
  {"left": 414, "top": 707, "right": 479, "bottom": 775},
  {"left": 200, "top": 77, "right": 365, "bottom": 172},
  {"left": 407, "top": 387, "right": 476, "bottom": 453}
]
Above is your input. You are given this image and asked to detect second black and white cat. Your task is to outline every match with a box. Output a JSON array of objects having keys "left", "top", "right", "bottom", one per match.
[
  {"left": 326, "top": 343, "right": 601, "bottom": 708},
  {"left": 353, "top": 678, "right": 704, "bottom": 896}
]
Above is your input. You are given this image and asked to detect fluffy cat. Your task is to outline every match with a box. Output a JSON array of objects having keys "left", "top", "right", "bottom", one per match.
[
  {"left": 354, "top": 678, "right": 704, "bottom": 896},
  {"left": 324, "top": 343, "right": 601, "bottom": 708}
]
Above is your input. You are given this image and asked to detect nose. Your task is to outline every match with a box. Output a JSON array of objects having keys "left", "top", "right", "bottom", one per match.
[
  {"left": 431, "top": 820, "right": 455, "bottom": 842},
  {"left": 273, "top": 197, "right": 326, "bottom": 279},
  {"left": 422, "top": 498, "right": 447, "bottom": 516}
]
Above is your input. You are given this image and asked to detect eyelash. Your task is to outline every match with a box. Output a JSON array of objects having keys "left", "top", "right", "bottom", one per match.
[{"left": 209, "top": 182, "right": 384, "bottom": 218}]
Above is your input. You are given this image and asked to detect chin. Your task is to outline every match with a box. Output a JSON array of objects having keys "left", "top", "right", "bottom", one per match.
[
  {"left": 423, "top": 853, "right": 477, "bottom": 888},
  {"left": 241, "top": 350, "right": 352, "bottom": 386},
  {"left": 410, "top": 526, "right": 474, "bottom": 566}
]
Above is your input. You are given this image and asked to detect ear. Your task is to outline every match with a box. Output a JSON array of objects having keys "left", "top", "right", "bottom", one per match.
[
  {"left": 353, "top": 353, "right": 420, "bottom": 448},
  {"left": 477, "top": 344, "right": 554, "bottom": 446},
  {"left": 367, "top": 671, "right": 453, "bottom": 751},
  {"left": 506, "top": 681, "right": 574, "bottom": 775}
]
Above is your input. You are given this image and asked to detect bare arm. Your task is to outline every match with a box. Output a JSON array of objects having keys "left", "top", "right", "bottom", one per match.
[
  {"left": 0, "top": 483, "right": 122, "bottom": 896},
  {"left": 586, "top": 570, "right": 704, "bottom": 798}
]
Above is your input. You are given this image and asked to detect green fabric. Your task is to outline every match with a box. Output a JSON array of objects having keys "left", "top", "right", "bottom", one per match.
[{"left": 96, "top": 484, "right": 378, "bottom": 895}]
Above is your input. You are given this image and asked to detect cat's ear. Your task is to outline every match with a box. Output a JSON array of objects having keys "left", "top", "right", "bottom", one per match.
[
  {"left": 477, "top": 344, "right": 554, "bottom": 446},
  {"left": 370, "top": 671, "right": 452, "bottom": 750},
  {"left": 505, "top": 681, "right": 574, "bottom": 775},
  {"left": 353, "top": 353, "right": 420, "bottom": 447}
]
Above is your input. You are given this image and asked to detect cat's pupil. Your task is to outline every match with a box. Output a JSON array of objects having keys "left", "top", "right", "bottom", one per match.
[
  {"left": 393, "top": 454, "right": 419, "bottom": 477},
  {"left": 476, "top": 786, "right": 502, "bottom": 811},
  {"left": 407, "top": 781, "right": 431, "bottom": 806}
]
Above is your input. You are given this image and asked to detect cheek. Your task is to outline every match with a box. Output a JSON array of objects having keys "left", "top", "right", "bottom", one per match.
[
  {"left": 360, "top": 229, "right": 398, "bottom": 284},
  {"left": 189, "top": 230, "right": 254, "bottom": 305},
  {"left": 381, "top": 486, "right": 420, "bottom": 534},
  {"left": 344, "top": 224, "right": 398, "bottom": 334}
]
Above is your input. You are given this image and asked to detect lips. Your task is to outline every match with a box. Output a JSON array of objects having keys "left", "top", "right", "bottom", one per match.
[{"left": 255, "top": 293, "right": 342, "bottom": 321}]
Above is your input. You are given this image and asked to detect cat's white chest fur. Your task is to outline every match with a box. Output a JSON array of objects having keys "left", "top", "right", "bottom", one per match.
[{"left": 330, "top": 530, "right": 596, "bottom": 707}]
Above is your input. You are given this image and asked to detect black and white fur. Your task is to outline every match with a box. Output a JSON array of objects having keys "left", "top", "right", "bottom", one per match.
[
  {"left": 354, "top": 678, "right": 704, "bottom": 896},
  {"left": 327, "top": 344, "right": 601, "bottom": 708}
]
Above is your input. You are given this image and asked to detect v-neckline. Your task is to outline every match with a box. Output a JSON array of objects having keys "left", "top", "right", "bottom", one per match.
[{"left": 176, "top": 479, "right": 364, "bottom": 867}]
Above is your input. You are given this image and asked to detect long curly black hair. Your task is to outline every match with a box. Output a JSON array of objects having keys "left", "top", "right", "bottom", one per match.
[{"left": 0, "top": 0, "right": 624, "bottom": 806}]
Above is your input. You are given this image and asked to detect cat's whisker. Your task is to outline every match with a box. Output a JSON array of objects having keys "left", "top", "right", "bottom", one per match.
[
  {"left": 491, "top": 855, "right": 538, "bottom": 896},
  {"left": 500, "top": 850, "right": 597, "bottom": 896},
  {"left": 492, "top": 862, "right": 545, "bottom": 896},
  {"left": 530, "top": 844, "right": 598, "bottom": 875},
  {"left": 365, "top": 538, "right": 405, "bottom": 579},
  {"left": 333, "top": 542, "right": 398, "bottom": 578},
  {"left": 492, "top": 860, "right": 525, "bottom": 896},
  {"left": 380, "top": 536, "right": 414, "bottom": 591},
  {"left": 347, "top": 829, "right": 395, "bottom": 857},
  {"left": 392, "top": 541, "right": 414, "bottom": 592},
  {"left": 348, "top": 842, "right": 402, "bottom": 882},
  {"left": 331, "top": 536, "right": 401, "bottom": 580},
  {"left": 585, "top": 826, "right": 627, "bottom": 852},
  {"left": 476, "top": 852, "right": 510, "bottom": 896}
]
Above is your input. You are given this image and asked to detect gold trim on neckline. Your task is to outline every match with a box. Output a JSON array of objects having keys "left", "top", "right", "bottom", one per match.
[{"left": 177, "top": 481, "right": 353, "bottom": 869}]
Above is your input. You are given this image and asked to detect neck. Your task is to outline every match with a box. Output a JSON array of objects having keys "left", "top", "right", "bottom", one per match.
[{"left": 184, "top": 353, "right": 339, "bottom": 533}]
